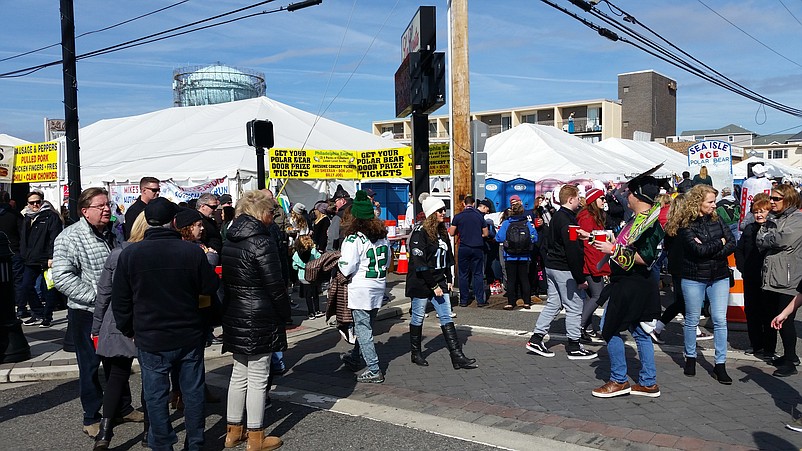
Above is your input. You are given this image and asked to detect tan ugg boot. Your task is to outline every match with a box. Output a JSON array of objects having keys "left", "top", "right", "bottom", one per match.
[
  {"left": 224, "top": 423, "right": 246, "bottom": 448},
  {"left": 246, "top": 429, "right": 283, "bottom": 451}
]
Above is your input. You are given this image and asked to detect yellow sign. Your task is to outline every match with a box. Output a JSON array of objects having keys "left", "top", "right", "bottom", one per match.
[
  {"left": 429, "top": 143, "right": 450, "bottom": 176},
  {"left": 13, "top": 141, "right": 59, "bottom": 183},
  {"left": 268, "top": 147, "right": 412, "bottom": 180}
]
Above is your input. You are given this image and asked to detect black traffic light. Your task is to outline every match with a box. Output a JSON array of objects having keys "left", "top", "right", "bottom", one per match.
[{"left": 246, "top": 119, "right": 274, "bottom": 148}]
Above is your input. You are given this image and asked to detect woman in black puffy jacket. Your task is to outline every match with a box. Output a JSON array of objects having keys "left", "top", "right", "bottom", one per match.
[
  {"left": 220, "top": 190, "right": 289, "bottom": 450},
  {"left": 665, "top": 184, "right": 735, "bottom": 384}
]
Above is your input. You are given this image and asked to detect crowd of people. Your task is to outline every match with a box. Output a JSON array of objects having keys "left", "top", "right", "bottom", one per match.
[{"left": 4, "top": 161, "right": 802, "bottom": 448}]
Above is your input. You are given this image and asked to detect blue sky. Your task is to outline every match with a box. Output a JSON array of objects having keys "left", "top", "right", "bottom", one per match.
[{"left": 2, "top": 0, "right": 801, "bottom": 143}]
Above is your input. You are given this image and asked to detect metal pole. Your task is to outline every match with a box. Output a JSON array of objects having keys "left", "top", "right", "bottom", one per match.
[
  {"left": 256, "top": 147, "right": 266, "bottom": 190},
  {"left": 411, "top": 111, "right": 430, "bottom": 218},
  {"left": 60, "top": 0, "right": 81, "bottom": 221}
]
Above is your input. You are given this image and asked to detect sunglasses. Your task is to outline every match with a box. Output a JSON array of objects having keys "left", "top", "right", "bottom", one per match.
[
  {"left": 436, "top": 208, "right": 446, "bottom": 214},
  {"left": 204, "top": 203, "right": 219, "bottom": 210},
  {"left": 145, "top": 187, "right": 160, "bottom": 193},
  {"left": 770, "top": 196, "right": 784, "bottom": 202},
  {"left": 27, "top": 200, "right": 42, "bottom": 205}
]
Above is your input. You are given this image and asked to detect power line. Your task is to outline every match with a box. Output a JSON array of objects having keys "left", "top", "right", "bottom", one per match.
[
  {"left": 0, "top": 0, "right": 281, "bottom": 78},
  {"left": 778, "top": 0, "right": 802, "bottom": 28},
  {"left": 696, "top": 0, "right": 802, "bottom": 68},
  {"left": 0, "top": 0, "right": 191, "bottom": 63}
]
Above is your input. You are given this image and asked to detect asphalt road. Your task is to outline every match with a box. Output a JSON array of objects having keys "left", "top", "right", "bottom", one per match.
[{"left": 0, "top": 377, "right": 501, "bottom": 451}]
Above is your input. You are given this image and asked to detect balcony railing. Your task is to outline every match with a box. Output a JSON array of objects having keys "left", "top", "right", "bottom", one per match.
[{"left": 559, "top": 117, "right": 602, "bottom": 133}]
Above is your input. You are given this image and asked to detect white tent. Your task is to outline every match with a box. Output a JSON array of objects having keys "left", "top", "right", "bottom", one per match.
[
  {"left": 0, "top": 133, "right": 31, "bottom": 147},
  {"left": 485, "top": 123, "right": 672, "bottom": 182},
  {"left": 73, "top": 96, "right": 404, "bottom": 206},
  {"left": 733, "top": 156, "right": 802, "bottom": 181},
  {"left": 597, "top": 138, "right": 689, "bottom": 176}
]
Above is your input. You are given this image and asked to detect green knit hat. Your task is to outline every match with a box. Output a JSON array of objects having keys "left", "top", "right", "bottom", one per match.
[{"left": 351, "top": 190, "right": 375, "bottom": 219}]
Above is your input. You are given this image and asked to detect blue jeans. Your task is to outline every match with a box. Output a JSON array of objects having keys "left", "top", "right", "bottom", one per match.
[
  {"left": 139, "top": 343, "right": 206, "bottom": 451},
  {"left": 681, "top": 278, "right": 729, "bottom": 364},
  {"left": 458, "top": 245, "right": 485, "bottom": 305},
  {"left": 601, "top": 308, "right": 657, "bottom": 386},
  {"left": 68, "top": 308, "right": 103, "bottom": 426},
  {"left": 351, "top": 309, "right": 380, "bottom": 373},
  {"left": 411, "top": 293, "right": 453, "bottom": 327}
]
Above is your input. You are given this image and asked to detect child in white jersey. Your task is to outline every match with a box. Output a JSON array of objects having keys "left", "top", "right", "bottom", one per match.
[{"left": 338, "top": 190, "right": 390, "bottom": 383}]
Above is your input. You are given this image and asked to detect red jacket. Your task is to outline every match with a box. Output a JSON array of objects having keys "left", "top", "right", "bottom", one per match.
[{"left": 576, "top": 209, "right": 610, "bottom": 277}]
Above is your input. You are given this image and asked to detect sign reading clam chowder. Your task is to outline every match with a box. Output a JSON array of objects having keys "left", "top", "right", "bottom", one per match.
[
  {"left": 687, "top": 140, "right": 733, "bottom": 189},
  {"left": 268, "top": 148, "right": 413, "bottom": 180},
  {"left": 12, "top": 141, "right": 59, "bottom": 183}
]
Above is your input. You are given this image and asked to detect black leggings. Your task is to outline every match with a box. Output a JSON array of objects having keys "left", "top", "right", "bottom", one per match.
[
  {"left": 101, "top": 356, "right": 144, "bottom": 419},
  {"left": 660, "top": 276, "right": 685, "bottom": 325},
  {"left": 302, "top": 283, "right": 320, "bottom": 314},
  {"left": 764, "top": 291, "right": 797, "bottom": 359},
  {"left": 505, "top": 260, "right": 530, "bottom": 306},
  {"left": 743, "top": 280, "right": 771, "bottom": 352}
]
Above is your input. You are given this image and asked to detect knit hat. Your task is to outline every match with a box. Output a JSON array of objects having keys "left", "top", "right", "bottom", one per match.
[
  {"left": 314, "top": 200, "right": 329, "bottom": 214},
  {"left": 752, "top": 163, "right": 767, "bottom": 177},
  {"left": 509, "top": 194, "right": 521, "bottom": 204},
  {"left": 585, "top": 188, "right": 604, "bottom": 205},
  {"left": 145, "top": 197, "right": 180, "bottom": 226},
  {"left": 292, "top": 202, "right": 306, "bottom": 214},
  {"left": 174, "top": 208, "right": 203, "bottom": 229},
  {"left": 628, "top": 175, "right": 661, "bottom": 204},
  {"left": 351, "top": 190, "right": 375, "bottom": 219},
  {"left": 420, "top": 192, "right": 446, "bottom": 218},
  {"left": 478, "top": 199, "right": 493, "bottom": 210},
  {"left": 332, "top": 184, "right": 350, "bottom": 201}
]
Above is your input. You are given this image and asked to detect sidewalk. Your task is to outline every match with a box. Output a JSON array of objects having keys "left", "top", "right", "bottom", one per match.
[{"left": 4, "top": 274, "right": 802, "bottom": 450}]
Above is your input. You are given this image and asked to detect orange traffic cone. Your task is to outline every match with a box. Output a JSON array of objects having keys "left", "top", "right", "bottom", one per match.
[{"left": 395, "top": 239, "right": 409, "bottom": 274}]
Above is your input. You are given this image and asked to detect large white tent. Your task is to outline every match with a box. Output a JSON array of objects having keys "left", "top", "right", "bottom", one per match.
[
  {"left": 74, "top": 96, "right": 403, "bottom": 203},
  {"left": 597, "top": 138, "right": 689, "bottom": 177},
  {"left": 733, "top": 156, "right": 802, "bottom": 181},
  {"left": 485, "top": 123, "right": 672, "bottom": 182},
  {"left": 0, "top": 134, "right": 31, "bottom": 147}
]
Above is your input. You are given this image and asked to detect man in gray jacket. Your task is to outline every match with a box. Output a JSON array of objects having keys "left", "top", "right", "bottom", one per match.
[{"left": 52, "top": 187, "right": 140, "bottom": 438}]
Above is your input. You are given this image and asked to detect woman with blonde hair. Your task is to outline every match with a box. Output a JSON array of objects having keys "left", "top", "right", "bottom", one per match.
[
  {"left": 692, "top": 165, "right": 713, "bottom": 187},
  {"left": 221, "top": 190, "right": 288, "bottom": 450},
  {"left": 666, "top": 184, "right": 735, "bottom": 383},
  {"left": 756, "top": 183, "right": 802, "bottom": 377}
]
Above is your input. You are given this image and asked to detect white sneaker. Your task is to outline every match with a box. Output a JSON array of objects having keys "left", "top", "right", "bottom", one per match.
[
  {"left": 435, "top": 312, "right": 457, "bottom": 319},
  {"left": 639, "top": 320, "right": 657, "bottom": 334}
]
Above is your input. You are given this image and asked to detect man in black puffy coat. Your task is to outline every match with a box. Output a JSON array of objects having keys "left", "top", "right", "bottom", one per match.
[{"left": 112, "top": 197, "right": 219, "bottom": 451}]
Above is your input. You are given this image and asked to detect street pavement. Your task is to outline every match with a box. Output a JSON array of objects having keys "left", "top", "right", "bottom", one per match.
[{"left": 2, "top": 273, "right": 802, "bottom": 450}]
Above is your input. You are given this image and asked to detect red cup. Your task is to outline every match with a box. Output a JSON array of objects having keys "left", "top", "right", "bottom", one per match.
[
  {"left": 92, "top": 335, "right": 99, "bottom": 350},
  {"left": 535, "top": 218, "right": 543, "bottom": 228},
  {"left": 568, "top": 225, "right": 580, "bottom": 241},
  {"left": 592, "top": 230, "right": 607, "bottom": 242}
]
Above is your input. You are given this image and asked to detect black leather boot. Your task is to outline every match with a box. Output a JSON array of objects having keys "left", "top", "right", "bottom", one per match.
[
  {"left": 684, "top": 357, "right": 696, "bottom": 377},
  {"left": 93, "top": 418, "right": 114, "bottom": 451},
  {"left": 441, "top": 323, "right": 477, "bottom": 369},
  {"left": 713, "top": 363, "right": 732, "bottom": 385},
  {"left": 410, "top": 324, "right": 429, "bottom": 366}
]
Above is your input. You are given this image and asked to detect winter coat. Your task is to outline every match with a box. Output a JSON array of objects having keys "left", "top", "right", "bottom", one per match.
[
  {"left": 734, "top": 221, "right": 767, "bottom": 283},
  {"left": 576, "top": 209, "right": 610, "bottom": 277},
  {"left": 92, "top": 244, "right": 137, "bottom": 358},
  {"left": 406, "top": 225, "right": 454, "bottom": 299},
  {"left": 0, "top": 203, "right": 22, "bottom": 254},
  {"left": 677, "top": 215, "right": 736, "bottom": 282},
  {"left": 123, "top": 197, "right": 146, "bottom": 240},
  {"left": 544, "top": 207, "right": 586, "bottom": 284},
  {"left": 495, "top": 215, "right": 537, "bottom": 261},
  {"left": 112, "top": 226, "right": 218, "bottom": 352},
  {"left": 756, "top": 206, "right": 802, "bottom": 296},
  {"left": 52, "top": 217, "right": 112, "bottom": 312},
  {"left": 221, "top": 214, "right": 290, "bottom": 355},
  {"left": 19, "top": 206, "right": 62, "bottom": 266},
  {"left": 201, "top": 214, "right": 223, "bottom": 253},
  {"left": 292, "top": 248, "right": 321, "bottom": 284}
]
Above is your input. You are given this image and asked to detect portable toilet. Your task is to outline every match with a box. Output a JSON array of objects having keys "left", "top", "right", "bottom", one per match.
[
  {"left": 360, "top": 182, "right": 409, "bottom": 222},
  {"left": 484, "top": 178, "right": 506, "bottom": 213},
  {"left": 505, "top": 178, "right": 536, "bottom": 210}
]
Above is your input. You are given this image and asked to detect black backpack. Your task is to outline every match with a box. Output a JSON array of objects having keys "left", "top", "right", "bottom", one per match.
[{"left": 503, "top": 220, "right": 531, "bottom": 255}]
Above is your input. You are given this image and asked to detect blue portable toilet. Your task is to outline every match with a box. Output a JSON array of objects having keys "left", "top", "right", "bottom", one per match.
[
  {"left": 505, "top": 178, "right": 536, "bottom": 210},
  {"left": 484, "top": 178, "right": 506, "bottom": 213},
  {"left": 360, "top": 182, "right": 409, "bottom": 222}
]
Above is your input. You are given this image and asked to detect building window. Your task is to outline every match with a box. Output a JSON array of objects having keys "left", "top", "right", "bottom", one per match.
[
  {"left": 728, "top": 135, "right": 734, "bottom": 142},
  {"left": 502, "top": 116, "right": 512, "bottom": 131},
  {"left": 381, "top": 126, "right": 394, "bottom": 134},
  {"left": 769, "top": 148, "right": 788, "bottom": 159},
  {"left": 623, "top": 86, "right": 629, "bottom": 93},
  {"left": 522, "top": 114, "right": 536, "bottom": 124},
  {"left": 623, "top": 121, "right": 629, "bottom": 128}
]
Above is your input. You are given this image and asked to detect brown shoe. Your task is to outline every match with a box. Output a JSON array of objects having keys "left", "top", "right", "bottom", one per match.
[
  {"left": 83, "top": 422, "right": 100, "bottom": 439},
  {"left": 592, "top": 380, "right": 631, "bottom": 398},
  {"left": 225, "top": 423, "right": 247, "bottom": 448},
  {"left": 631, "top": 383, "right": 661, "bottom": 398},
  {"left": 247, "top": 429, "right": 283, "bottom": 451},
  {"left": 121, "top": 409, "right": 145, "bottom": 423}
]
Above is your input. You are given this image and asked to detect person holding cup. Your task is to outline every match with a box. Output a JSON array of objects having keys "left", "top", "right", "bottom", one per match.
[
  {"left": 526, "top": 185, "right": 597, "bottom": 360},
  {"left": 576, "top": 188, "right": 610, "bottom": 345}
]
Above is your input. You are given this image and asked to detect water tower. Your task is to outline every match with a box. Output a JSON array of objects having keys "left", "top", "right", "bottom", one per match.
[{"left": 172, "top": 63, "right": 266, "bottom": 107}]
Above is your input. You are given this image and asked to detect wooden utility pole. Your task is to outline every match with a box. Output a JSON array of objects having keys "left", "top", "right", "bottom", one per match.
[
  {"left": 60, "top": 0, "right": 81, "bottom": 222},
  {"left": 449, "top": 0, "right": 471, "bottom": 213}
]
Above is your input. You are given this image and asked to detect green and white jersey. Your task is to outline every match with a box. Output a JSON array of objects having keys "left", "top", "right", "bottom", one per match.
[{"left": 338, "top": 232, "right": 390, "bottom": 310}]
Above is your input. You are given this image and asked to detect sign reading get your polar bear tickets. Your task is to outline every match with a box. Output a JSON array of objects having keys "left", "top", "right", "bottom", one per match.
[
  {"left": 12, "top": 141, "right": 59, "bottom": 183},
  {"left": 687, "top": 139, "right": 733, "bottom": 189}
]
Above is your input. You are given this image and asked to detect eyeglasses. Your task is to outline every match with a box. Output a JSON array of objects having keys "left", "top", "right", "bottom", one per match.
[
  {"left": 770, "top": 196, "right": 784, "bottom": 202},
  {"left": 145, "top": 187, "right": 160, "bottom": 193},
  {"left": 27, "top": 200, "right": 42, "bottom": 205},
  {"left": 86, "top": 202, "right": 112, "bottom": 210}
]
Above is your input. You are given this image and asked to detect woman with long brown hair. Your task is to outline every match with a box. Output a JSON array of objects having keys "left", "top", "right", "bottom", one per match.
[
  {"left": 576, "top": 188, "right": 609, "bottom": 344},
  {"left": 665, "top": 184, "right": 735, "bottom": 383},
  {"left": 406, "top": 193, "right": 477, "bottom": 369}
]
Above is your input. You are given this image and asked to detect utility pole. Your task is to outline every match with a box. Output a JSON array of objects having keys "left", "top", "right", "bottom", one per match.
[
  {"left": 449, "top": 0, "right": 471, "bottom": 214},
  {"left": 60, "top": 0, "right": 81, "bottom": 222}
]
